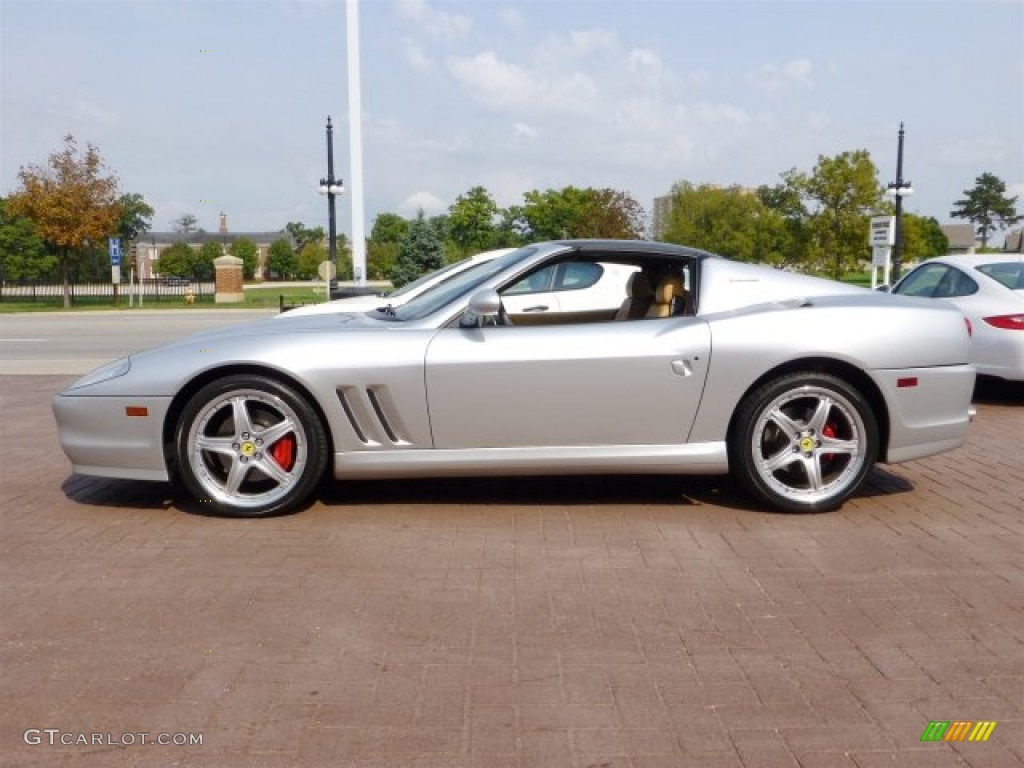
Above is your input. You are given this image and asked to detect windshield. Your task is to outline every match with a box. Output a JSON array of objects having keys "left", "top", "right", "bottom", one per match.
[
  {"left": 386, "top": 256, "right": 474, "bottom": 299},
  {"left": 391, "top": 247, "right": 538, "bottom": 321}
]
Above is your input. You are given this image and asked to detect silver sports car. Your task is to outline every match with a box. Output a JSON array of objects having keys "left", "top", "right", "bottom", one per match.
[{"left": 53, "top": 240, "right": 976, "bottom": 517}]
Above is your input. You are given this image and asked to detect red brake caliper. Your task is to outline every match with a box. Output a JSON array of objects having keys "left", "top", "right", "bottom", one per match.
[
  {"left": 269, "top": 435, "right": 296, "bottom": 471},
  {"left": 822, "top": 423, "right": 836, "bottom": 462}
]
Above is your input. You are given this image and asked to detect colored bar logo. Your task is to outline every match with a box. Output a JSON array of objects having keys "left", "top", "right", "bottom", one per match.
[{"left": 921, "top": 721, "right": 996, "bottom": 742}]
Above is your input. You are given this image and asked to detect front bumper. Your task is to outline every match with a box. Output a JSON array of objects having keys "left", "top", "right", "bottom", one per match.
[{"left": 52, "top": 394, "right": 173, "bottom": 481}]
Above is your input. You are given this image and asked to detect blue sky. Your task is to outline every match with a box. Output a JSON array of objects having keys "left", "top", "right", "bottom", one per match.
[{"left": 2, "top": 0, "right": 1022, "bottom": 243}]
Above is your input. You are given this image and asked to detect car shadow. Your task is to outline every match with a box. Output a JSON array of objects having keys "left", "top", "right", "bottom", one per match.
[
  {"left": 973, "top": 376, "right": 1024, "bottom": 405},
  {"left": 60, "top": 474, "right": 177, "bottom": 511},
  {"left": 60, "top": 468, "right": 915, "bottom": 518}
]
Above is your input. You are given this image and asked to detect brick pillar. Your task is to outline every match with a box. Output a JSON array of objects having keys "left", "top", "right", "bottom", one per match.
[{"left": 214, "top": 255, "right": 244, "bottom": 304}]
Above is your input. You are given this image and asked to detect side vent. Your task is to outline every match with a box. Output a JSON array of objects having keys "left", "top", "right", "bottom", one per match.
[
  {"left": 336, "top": 386, "right": 409, "bottom": 447},
  {"left": 366, "top": 387, "right": 400, "bottom": 443}
]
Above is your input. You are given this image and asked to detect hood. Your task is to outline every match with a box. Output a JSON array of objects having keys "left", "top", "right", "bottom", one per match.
[{"left": 181, "top": 310, "right": 386, "bottom": 344}]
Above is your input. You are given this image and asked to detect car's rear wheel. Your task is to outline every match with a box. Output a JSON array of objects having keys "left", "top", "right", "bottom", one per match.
[
  {"left": 730, "top": 372, "right": 878, "bottom": 513},
  {"left": 174, "top": 375, "right": 328, "bottom": 517}
]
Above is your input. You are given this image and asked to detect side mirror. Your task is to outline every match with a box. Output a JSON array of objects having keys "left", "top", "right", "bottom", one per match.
[
  {"left": 875, "top": 285, "right": 891, "bottom": 293},
  {"left": 460, "top": 288, "right": 501, "bottom": 328}
]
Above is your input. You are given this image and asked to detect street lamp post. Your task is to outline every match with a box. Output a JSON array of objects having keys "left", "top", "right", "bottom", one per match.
[
  {"left": 318, "top": 116, "right": 344, "bottom": 283},
  {"left": 886, "top": 123, "right": 913, "bottom": 282}
]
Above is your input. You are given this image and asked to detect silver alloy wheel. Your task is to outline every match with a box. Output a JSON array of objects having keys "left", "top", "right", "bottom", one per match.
[
  {"left": 750, "top": 384, "right": 867, "bottom": 505},
  {"left": 186, "top": 388, "right": 308, "bottom": 510}
]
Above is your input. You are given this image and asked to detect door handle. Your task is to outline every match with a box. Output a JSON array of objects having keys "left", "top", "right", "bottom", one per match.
[
  {"left": 671, "top": 359, "right": 693, "bottom": 376},
  {"left": 523, "top": 305, "right": 549, "bottom": 312}
]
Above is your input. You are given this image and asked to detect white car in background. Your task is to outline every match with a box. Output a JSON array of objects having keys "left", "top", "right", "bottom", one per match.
[
  {"left": 891, "top": 254, "right": 1024, "bottom": 381},
  {"left": 280, "top": 249, "right": 514, "bottom": 318},
  {"left": 281, "top": 247, "right": 639, "bottom": 323}
]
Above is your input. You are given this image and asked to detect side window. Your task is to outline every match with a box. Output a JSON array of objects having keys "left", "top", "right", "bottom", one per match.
[
  {"left": 554, "top": 262, "right": 603, "bottom": 291},
  {"left": 935, "top": 267, "right": 978, "bottom": 298},
  {"left": 503, "top": 265, "right": 556, "bottom": 295},
  {"left": 977, "top": 263, "right": 1024, "bottom": 290},
  {"left": 894, "top": 264, "right": 948, "bottom": 297}
]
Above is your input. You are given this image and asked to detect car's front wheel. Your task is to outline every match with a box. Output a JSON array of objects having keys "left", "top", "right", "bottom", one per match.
[
  {"left": 174, "top": 375, "right": 328, "bottom": 517},
  {"left": 730, "top": 372, "right": 879, "bottom": 513}
]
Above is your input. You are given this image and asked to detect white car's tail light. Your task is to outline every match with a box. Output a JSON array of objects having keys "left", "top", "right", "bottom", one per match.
[
  {"left": 983, "top": 314, "right": 1024, "bottom": 330},
  {"left": 965, "top": 317, "right": 972, "bottom": 337}
]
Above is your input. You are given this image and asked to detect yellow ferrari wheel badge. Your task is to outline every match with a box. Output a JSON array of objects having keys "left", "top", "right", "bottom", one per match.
[{"left": 240, "top": 441, "right": 256, "bottom": 457}]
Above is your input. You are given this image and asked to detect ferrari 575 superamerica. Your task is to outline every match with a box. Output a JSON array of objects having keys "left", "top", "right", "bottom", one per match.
[{"left": 53, "top": 240, "right": 976, "bottom": 517}]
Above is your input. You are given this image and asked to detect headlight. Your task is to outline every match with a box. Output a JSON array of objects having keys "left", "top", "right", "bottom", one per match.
[{"left": 66, "top": 357, "right": 131, "bottom": 390}]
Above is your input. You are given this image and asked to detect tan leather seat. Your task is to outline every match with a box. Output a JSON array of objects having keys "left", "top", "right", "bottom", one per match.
[
  {"left": 646, "top": 275, "right": 686, "bottom": 318},
  {"left": 614, "top": 272, "right": 654, "bottom": 320}
]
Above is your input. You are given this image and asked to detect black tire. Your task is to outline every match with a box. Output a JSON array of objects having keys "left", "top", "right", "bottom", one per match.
[
  {"left": 174, "top": 374, "right": 329, "bottom": 517},
  {"left": 730, "top": 372, "right": 879, "bottom": 513}
]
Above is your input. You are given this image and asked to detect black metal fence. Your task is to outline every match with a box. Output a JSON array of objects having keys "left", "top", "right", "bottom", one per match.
[{"left": 0, "top": 279, "right": 216, "bottom": 305}]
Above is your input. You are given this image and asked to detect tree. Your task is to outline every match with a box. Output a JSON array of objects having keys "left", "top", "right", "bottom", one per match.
[
  {"left": 661, "top": 183, "right": 791, "bottom": 265},
  {"left": 6, "top": 134, "right": 121, "bottom": 307},
  {"left": 900, "top": 213, "right": 948, "bottom": 262},
  {"left": 367, "top": 213, "right": 409, "bottom": 281},
  {"left": 172, "top": 213, "right": 199, "bottom": 234},
  {"left": 796, "top": 150, "right": 882, "bottom": 278},
  {"left": 515, "top": 186, "right": 646, "bottom": 240},
  {"left": 0, "top": 197, "right": 55, "bottom": 280},
  {"left": 230, "top": 238, "right": 259, "bottom": 280},
  {"left": 195, "top": 242, "right": 221, "bottom": 280},
  {"left": 285, "top": 221, "right": 325, "bottom": 251},
  {"left": 391, "top": 210, "right": 445, "bottom": 287},
  {"left": 268, "top": 238, "right": 296, "bottom": 279},
  {"left": 116, "top": 193, "right": 154, "bottom": 243},
  {"left": 296, "top": 242, "right": 327, "bottom": 280},
  {"left": 156, "top": 241, "right": 192, "bottom": 278},
  {"left": 950, "top": 172, "right": 1020, "bottom": 249},
  {"left": 448, "top": 186, "right": 499, "bottom": 256}
]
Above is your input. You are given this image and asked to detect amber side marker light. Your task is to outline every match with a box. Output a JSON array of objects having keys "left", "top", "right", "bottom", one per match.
[{"left": 125, "top": 406, "right": 149, "bottom": 417}]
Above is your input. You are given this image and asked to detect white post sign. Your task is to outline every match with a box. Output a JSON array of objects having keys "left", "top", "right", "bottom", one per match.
[
  {"left": 868, "top": 216, "right": 894, "bottom": 290},
  {"left": 109, "top": 237, "right": 122, "bottom": 285}
]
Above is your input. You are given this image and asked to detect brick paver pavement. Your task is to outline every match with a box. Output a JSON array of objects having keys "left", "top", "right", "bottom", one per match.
[{"left": 1, "top": 375, "right": 1022, "bottom": 768}]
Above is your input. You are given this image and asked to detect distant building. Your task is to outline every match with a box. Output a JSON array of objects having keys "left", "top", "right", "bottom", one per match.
[
  {"left": 939, "top": 224, "right": 977, "bottom": 254},
  {"left": 1004, "top": 228, "right": 1023, "bottom": 253},
  {"left": 652, "top": 195, "right": 673, "bottom": 240},
  {"left": 134, "top": 213, "right": 293, "bottom": 280}
]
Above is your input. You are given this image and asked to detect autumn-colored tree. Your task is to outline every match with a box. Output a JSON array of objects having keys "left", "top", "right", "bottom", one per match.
[
  {"left": 515, "top": 186, "right": 645, "bottom": 240},
  {"left": 6, "top": 135, "right": 121, "bottom": 306}
]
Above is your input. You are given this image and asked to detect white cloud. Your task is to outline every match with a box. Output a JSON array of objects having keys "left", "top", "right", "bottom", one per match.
[
  {"left": 397, "top": 190, "right": 447, "bottom": 217},
  {"left": 514, "top": 122, "right": 538, "bottom": 139},
  {"left": 403, "top": 37, "right": 436, "bottom": 74},
  {"left": 565, "top": 28, "right": 618, "bottom": 56},
  {"left": 446, "top": 51, "right": 598, "bottom": 114},
  {"left": 748, "top": 58, "right": 814, "bottom": 93},
  {"left": 628, "top": 48, "right": 662, "bottom": 76},
  {"left": 396, "top": 0, "right": 471, "bottom": 41}
]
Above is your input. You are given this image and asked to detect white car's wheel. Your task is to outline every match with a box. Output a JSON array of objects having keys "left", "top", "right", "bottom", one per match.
[
  {"left": 175, "top": 375, "right": 328, "bottom": 517},
  {"left": 731, "top": 373, "right": 878, "bottom": 513}
]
